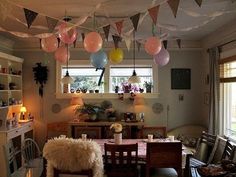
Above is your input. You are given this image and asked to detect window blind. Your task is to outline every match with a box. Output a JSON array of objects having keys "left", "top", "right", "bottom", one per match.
[{"left": 219, "top": 55, "right": 236, "bottom": 83}]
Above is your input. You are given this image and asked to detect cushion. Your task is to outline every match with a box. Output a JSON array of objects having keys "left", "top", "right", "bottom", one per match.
[{"left": 177, "top": 134, "right": 198, "bottom": 148}]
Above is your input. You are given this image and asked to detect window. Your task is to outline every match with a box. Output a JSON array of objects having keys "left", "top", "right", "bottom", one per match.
[
  {"left": 110, "top": 67, "right": 153, "bottom": 93},
  {"left": 56, "top": 59, "right": 158, "bottom": 98},
  {"left": 62, "top": 67, "right": 104, "bottom": 93},
  {"left": 220, "top": 55, "right": 236, "bottom": 138}
]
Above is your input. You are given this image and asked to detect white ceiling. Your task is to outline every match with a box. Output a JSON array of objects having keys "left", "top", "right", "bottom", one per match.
[{"left": 1, "top": 0, "right": 236, "bottom": 43}]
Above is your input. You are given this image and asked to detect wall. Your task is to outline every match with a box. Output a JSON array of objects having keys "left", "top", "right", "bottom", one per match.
[{"left": 12, "top": 46, "right": 208, "bottom": 147}]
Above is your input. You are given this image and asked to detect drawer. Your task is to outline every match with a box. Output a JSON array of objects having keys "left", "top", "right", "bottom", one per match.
[
  {"left": 21, "top": 122, "right": 33, "bottom": 133},
  {"left": 7, "top": 128, "right": 22, "bottom": 140}
]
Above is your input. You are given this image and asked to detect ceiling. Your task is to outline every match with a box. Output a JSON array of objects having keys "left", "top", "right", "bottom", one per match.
[{"left": 1, "top": 0, "right": 236, "bottom": 43}]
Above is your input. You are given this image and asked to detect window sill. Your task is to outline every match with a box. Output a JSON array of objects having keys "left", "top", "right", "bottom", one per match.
[{"left": 55, "top": 93, "right": 159, "bottom": 99}]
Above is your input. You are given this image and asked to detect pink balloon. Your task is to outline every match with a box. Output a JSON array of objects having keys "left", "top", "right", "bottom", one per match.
[
  {"left": 54, "top": 46, "right": 70, "bottom": 63},
  {"left": 145, "top": 36, "right": 162, "bottom": 55},
  {"left": 84, "top": 32, "right": 103, "bottom": 53},
  {"left": 41, "top": 35, "right": 58, "bottom": 52},
  {"left": 153, "top": 47, "right": 170, "bottom": 66},
  {"left": 59, "top": 22, "right": 78, "bottom": 44}
]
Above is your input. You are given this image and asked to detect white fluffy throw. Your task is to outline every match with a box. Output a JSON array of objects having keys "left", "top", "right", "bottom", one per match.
[{"left": 43, "top": 138, "right": 104, "bottom": 177}]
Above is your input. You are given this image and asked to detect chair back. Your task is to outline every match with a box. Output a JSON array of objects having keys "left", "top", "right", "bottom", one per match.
[
  {"left": 194, "top": 131, "right": 216, "bottom": 163},
  {"left": 222, "top": 140, "right": 236, "bottom": 160},
  {"left": 22, "top": 138, "right": 42, "bottom": 164},
  {"left": 146, "top": 142, "right": 182, "bottom": 177},
  {"left": 141, "top": 126, "right": 166, "bottom": 139},
  {"left": 104, "top": 143, "right": 138, "bottom": 177}
]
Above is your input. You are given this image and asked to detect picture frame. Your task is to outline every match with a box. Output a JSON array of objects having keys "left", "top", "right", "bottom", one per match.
[
  {"left": 171, "top": 68, "right": 191, "bottom": 89},
  {"left": 204, "top": 92, "right": 210, "bottom": 105}
]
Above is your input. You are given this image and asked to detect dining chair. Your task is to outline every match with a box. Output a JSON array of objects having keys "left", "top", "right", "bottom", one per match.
[
  {"left": 21, "top": 138, "right": 43, "bottom": 170},
  {"left": 104, "top": 143, "right": 139, "bottom": 177},
  {"left": 146, "top": 141, "right": 182, "bottom": 177},
  {"left": 141, "top": 126, "right": 167, "bottom": 139}
]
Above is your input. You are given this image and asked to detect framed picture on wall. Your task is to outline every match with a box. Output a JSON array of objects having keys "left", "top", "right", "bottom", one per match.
[{"left": 171, "top": 68, "right": 191, "bottom": 89}]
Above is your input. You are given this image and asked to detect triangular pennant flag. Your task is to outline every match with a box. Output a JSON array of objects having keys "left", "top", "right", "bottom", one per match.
[
  {"left": 176, "top": 39, "right": 181, "bottom": 49},
  {"left": 23, "top": 8, "right": 38, "bottom": 28},
  {"left": 130, "top": 13, "right": 140, "bottom": 31},
  {"left": 73, "top": 39, "right": 77, "bottom": 48},
  {"left": 103, "top": 25, "right": 110, "bottom": 41},
  {"left": 112, "top": 35, "right": 122, "bottom": 49},
  {"left": 194, "top": 0, "right": 203, "bottom": 7},
  {"left": 57, "top": 38, "right": 60, "bottom": 47},
  {"left": 167, "top": 0, "right": 180, "bottom": 18},
  {"left": 115, "top": 20, "right": 124, "bottom": 35},
  {"left": 39, "top": 39, "right": 42, "bottom": 49},
  {"left": 136, "top": 41, "right": 141, "bottom": 52},
  {"left": 46, "top": 16, "right": 58, "bottom": 32},
  {"left": 148, "top": 5, "right": 160, "bottom": 25},
  {"left": 163, "top": 40, "right": 168, "bottom": 49},
  {"left": 124, "top": 36, "right": 132, "bottom": 51},
  {"left": 81, "top": 33, "right": 85, "bottom": 41}
]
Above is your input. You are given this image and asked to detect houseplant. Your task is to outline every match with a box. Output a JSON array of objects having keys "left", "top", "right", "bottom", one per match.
[
  {"left": 75, "top": 103, "right": 104, "bottom": 121},
  {"left": 144, "top": 81, "right": 153, "bottom": 93}
]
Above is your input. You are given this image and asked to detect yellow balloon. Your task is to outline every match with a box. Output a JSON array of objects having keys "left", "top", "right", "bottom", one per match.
[{"left": 109, "top": 48, "right": 124, "bottom": 64}]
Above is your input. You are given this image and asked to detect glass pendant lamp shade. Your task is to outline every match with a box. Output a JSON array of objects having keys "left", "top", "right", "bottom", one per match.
[
  {"left": 61, "top": 45, "right": 74, "bottom": 84},
  {"left": 128, "top": 70, "right": 141, "bottom": 83},
  {"left": 128, "top": 32, "right": 140, "bottom": 83}
]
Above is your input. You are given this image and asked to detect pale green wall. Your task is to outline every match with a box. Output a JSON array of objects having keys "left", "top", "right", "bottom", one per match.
[{"left": 12, "top": 49, "right": 208, "bottom": 147}]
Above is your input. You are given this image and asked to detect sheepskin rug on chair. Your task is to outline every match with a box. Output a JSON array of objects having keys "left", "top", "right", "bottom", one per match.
[{"left": 43, "top": 137, "right": 104, "bottom": 177}]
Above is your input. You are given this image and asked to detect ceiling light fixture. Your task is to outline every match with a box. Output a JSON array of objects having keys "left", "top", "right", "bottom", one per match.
[
  {"left": 61, "top": 44, "right": 74, "bottom": 84},
  {"left": 128, "top": 31, "right": 140, "bottom": 83}
]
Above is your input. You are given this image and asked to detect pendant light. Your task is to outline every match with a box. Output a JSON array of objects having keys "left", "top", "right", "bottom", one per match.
[
  {"left": 61, "top": 44, "right": 74, "bottom": 84},
  {"left": 128, "top": 31, "right": 141, "bottom": 83}
]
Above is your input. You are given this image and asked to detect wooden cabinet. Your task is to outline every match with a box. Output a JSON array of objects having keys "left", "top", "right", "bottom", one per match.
[
  {"left": 0, "top": 51, "right": 23, "bottom": 108},
  {"left": 69, "top": 121, "right": 144, "bottom": 139},
  {"left": 0, "top": 122, "right": 33, "bottom": 177}
]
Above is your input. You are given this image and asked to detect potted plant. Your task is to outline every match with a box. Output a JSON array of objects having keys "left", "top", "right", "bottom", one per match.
[
  {"left": 75, "top": 103, "right": 104, "bottom": 121},
  {"left": 144, "top": 81, "right": 153, "bottom": 93}
]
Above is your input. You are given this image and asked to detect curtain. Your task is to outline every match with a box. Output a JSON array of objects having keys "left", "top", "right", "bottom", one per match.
[{"left": 208, "top": 47, "right": 220, "bottom": 134}]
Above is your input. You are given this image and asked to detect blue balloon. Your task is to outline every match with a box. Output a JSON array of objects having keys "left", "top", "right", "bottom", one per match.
[{"left": 90, "top": 50, "right": 108, "bottom": 68}]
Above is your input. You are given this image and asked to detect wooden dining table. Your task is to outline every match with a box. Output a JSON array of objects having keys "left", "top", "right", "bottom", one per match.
[{"left": 93, "top": 138, "right": 193, "bottom": 169}]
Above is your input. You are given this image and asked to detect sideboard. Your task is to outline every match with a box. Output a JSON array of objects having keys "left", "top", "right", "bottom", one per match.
[{"left": 68, "top": 121, "right": 145, "bottom": 139}]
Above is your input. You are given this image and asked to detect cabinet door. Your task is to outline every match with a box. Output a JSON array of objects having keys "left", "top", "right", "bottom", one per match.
[
  {"left": 11, "top": 135, "right": 22, "bottom": 168},
  {"left": 74, "top": 127, "right": 101, "bottom": 139}
]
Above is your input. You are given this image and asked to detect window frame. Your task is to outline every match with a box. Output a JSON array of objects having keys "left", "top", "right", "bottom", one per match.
[{"left": 56, "top": 59, "right": 158, "bottom": 99}]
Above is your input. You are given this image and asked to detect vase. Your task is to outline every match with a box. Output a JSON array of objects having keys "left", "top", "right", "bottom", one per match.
[{"left": 114, "top": 133, "right": 122, "bottom": 144}]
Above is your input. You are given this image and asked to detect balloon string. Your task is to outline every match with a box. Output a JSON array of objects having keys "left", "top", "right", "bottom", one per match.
[
  {"left": 133, "top": 31, "right": 136, "bottom": 70},
  {"left": 152, "top": 23, "right": 155, "bottom": 36},
  {"left": 66, "top": 44, "right": 69, "bottom": 72}
]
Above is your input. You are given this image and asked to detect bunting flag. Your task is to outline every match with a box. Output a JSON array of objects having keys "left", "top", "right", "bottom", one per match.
[
  {"left": 23, "top": 8, "right": 38, "bottom": 28},
  {"left": 136, "top": 41, "right": 141, "bottom": 52},
  {"left": 103, "top": 25, "right": 110, "bottom": 41},
  {"left": 115, "top": 20, "right": 124, "bottom": 35},
  {"left": 163, "top": 40, "right": 168, "bottom": 49},
  {"left": 130, "top": 13, "right": 140, "bottom": 31},
  {"left": 57, "top": 38, "right": 60, "bottom": 47},
  {"left": 167, "top": 0, "right": 180, "bottom": 18},
  {"left": 112, "top": 35, "right": 122, "bottom": 48},
  {"left": 194, "top": 0, "right": 203, "bottom": 7},
  {"left": 124, "top": 36, "right": 132, "bottom": 51},
  {"left": 176, "top": 39, "right": 181, "bottom": 48},
  {"left": 81, "top": 33, "right": 85, "bottom": 41},
  {"left": 148, "top": 5, "right": 160, "bottom": 25},
  {"left": 73, "top": 39, "right": 77, "bottom": 48},
  {"left": 46, "top": 16, "right": 58, "bottom": 32}
]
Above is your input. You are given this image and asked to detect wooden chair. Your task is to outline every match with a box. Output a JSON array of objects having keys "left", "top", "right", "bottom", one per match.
[
  {"left": 141, "top": 126, "right": 166, "bottom": 139},
  {"left": 146, "top": 142, "right": 182, "bottom": 177},
  {"left": 74, "top": 126, "right": 102, "bottom": 139},
  {"left": 21, "top": 138, "right": 43, "bottom": 171},
  {"left": 222, "top": 140, "right": 236, "bottom": 160},
  {"left": 104, "top": 143, "right": 139, "bottom": 177},
  {"left": 46, "top": 121, "right": 69, "bottom": 139},
  {"left": 53, "top": 168, "right": 93, "bottom": 177}
]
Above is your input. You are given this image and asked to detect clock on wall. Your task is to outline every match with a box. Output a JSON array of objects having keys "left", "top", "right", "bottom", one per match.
[{"left": 152, "top": 103, "right": 164, "bottom": 114}]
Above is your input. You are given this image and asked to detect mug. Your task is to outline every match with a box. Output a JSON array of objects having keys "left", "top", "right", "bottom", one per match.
[
  {"left": 82, "top": 134, "right": 87, "bottom": 140},
  {"left": 168, "top": 135, "right": 175, "bottom": 141},
  {"left": 148, "top": 134, "right": 153, "bottom": 142}
]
